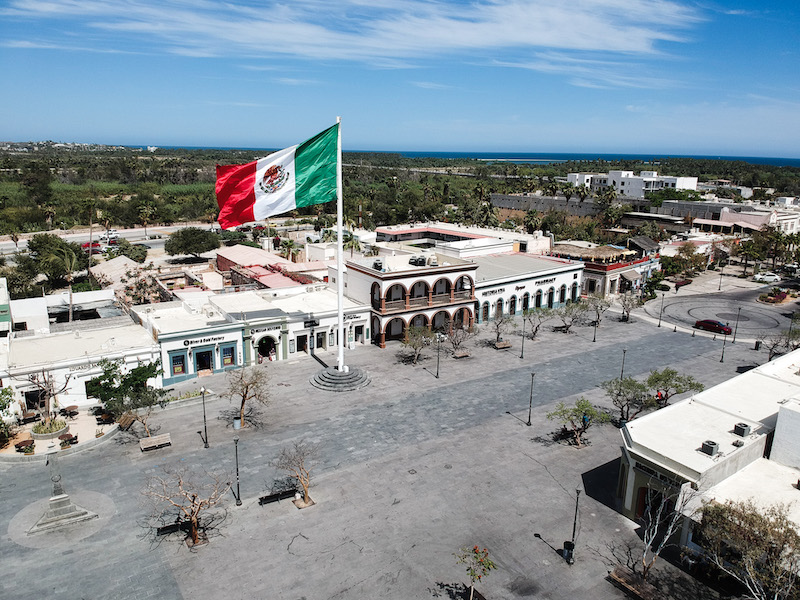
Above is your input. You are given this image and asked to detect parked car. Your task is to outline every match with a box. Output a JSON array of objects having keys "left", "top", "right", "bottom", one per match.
[
  {"left": 694, "top": 319, "right": 732, "bottom": 335},
  {"left": 82, "top": 242, "right": 102, "bottom": 254},
  {"left": 99, "top": 229, "right": 118, "bottom": 241},
  {"left": 782, "top": 263, "right": 799, "bottom": 274},
  {"left": 754, "top": 272, "right": 781, "bottom": 283}
]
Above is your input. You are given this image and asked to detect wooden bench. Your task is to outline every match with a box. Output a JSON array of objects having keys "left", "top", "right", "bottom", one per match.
[
  {"left": 259, "top": 489, "right": 298, "bottom": 505},
  {"left": 453, "top": 350, "right": 470, "bottom": 359},
  {"left": 118, "top": 414, "right": 136, "bottom": 431},
  {"left": 608, "top": 565, "right": 659, "bottom": 600},
  {"left": 140, "top": 433, "right": 172, "bottom": 452},
  {"left": 494, "top": 340, "right": 512, "bottom": 349}
]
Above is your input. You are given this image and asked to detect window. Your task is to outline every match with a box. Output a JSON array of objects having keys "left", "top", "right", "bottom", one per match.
[
  {"left": 171, "top": 354, "right": 186, "bottom": 375},
  {"left": 222, "top": 346, "right": 235, "bottom": 366}
]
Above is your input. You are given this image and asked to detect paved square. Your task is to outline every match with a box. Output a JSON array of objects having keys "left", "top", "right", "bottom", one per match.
[{"left": 1, "top": 308, "right": 758, "bottom": 599}]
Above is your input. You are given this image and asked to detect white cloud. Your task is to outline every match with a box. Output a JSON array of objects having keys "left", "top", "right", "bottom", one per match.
[
  {"left": 4, "top": 0, "right": 701, "bottom": 64},
  {"left": 410, "top": 81, "right": 451, "bottom": 90}
]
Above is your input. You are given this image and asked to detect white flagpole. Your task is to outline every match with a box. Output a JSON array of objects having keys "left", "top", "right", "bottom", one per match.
[{"left": 336, "top": 116, "right": 347, "bottom": 373}]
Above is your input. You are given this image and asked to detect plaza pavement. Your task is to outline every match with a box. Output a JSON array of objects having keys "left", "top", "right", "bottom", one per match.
[{"left": 0, "top": 309, "right": 766, "bottom": 600}]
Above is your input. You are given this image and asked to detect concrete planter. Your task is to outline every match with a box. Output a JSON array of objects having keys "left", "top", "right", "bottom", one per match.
[{"left": 31, "top": 424, "right": 68, "bottom": 441}]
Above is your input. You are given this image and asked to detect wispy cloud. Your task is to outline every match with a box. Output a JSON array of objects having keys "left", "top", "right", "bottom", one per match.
[
  {"left": 273, "top": 78, "right": 318, "bottom": 86},
  {"left": 411, "top": 81, "right": 451, "bottom": 90},
  {"left": 4, "top": 0, "right": 702, "bottom": 63}
]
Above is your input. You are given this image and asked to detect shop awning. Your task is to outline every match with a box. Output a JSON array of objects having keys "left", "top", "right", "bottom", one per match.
[{"left": 620, "top": 269, "right": 641, "bottom": 282}]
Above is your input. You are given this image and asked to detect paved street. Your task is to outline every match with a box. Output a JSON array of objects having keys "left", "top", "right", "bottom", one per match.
[{"left": 0, "top": 308, "right": 767, "bottom": 600}]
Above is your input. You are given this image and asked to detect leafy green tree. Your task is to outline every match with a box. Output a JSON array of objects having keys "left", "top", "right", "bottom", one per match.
[
  {"left": 20, "top": 161, "right": 53, "bottom": 206},
  {"left": 554, "top": 301, "right": 588, "bottom": 333},
  {"left": 547, "top": 396, "right": 610, "bottom": 447},
  {"left": 700, "top": 499, "right": 800, "bottom": 600},
  {"left": 27, "top": 233, "right": 87, "bottom": 284},
  {"left": 164, "top": 227, "right": 220, "bottom": 257},
  {"left": 116, "top": 238, "right": 148, "bottom": 263},
  {"left": 86, "top": 359, "right": 166, "bottom": 436},
  {"left": 0, "top": 387, "right": 14, "bottom": 448},
  {"left": 476, "top": 202, "right": 499, "bottom": 228},
  {"left": 646, "top": 368, "right": 704, "bottom": 407},
  {"left": 602, "top": 376, "right": 655, "bottom": 422},
  {"left": 523, "top": 209, "right": 542, "bottom": 234}
]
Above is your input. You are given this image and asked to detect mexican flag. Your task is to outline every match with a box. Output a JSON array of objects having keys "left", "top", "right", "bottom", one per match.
[{"left": 216, "top": 123, "right": 339, "bottom": 229}]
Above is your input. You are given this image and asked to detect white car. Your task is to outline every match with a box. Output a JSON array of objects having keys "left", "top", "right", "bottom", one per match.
[
  {"left": 754, "top": 272, "right": 781, "bottom": 283},
  {"left": 99, "top": 229, "right": 118, "bottom": 241}
]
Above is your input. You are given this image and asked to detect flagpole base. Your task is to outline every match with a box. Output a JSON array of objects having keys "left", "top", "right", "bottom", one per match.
[{"left": 310, "top": 366, "right": 370, "bottom": 392}]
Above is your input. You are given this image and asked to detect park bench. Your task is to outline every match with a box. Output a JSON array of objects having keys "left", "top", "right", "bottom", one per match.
[
  {"left": 494, "top": 340, "right": 512, "bottom": 349},
  {"left": 118, "top": 413, "right": 136, "bottom": 431},
  {"left": 608, "top": 565, "right": 660, "bottom": 600},
  {"left": 157, "top": 518, "right": 197, "bottom": 536},
  {"left": 259, "top": 488, "right": 298, "bottom": 505},
  {"left": 453, "top": 350, "right": 470, "bottom": 359},
  {"left": 139, "top": 433, "right": 172, "bottom": 452}
]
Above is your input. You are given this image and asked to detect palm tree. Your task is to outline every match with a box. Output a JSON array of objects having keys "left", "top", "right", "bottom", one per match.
[
  {"left": 343, "top": 234, "right": 362, "bottom": 257},
  {"left": 575, "top": 184, "right": 591, "bottom": 203},
  {"left": 523, "top": 210, "right": 542, "bottom": 234},
  {"left": 477, "top": 202, "right": 499, "bottom": 228},
  {"left": 44, "top": 247, "right": 79, "bottom": 322},
  {"left": 280, "top": 239, "right": 300, "bottom": 262},
  {"left": 561, "top": 183, "right": 575, "bottom": 201}
]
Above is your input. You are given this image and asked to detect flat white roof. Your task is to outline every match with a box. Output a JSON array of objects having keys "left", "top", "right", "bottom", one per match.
[
  {"left": 625, "top": 349, "right": 800, "bottom": 478},
  {"left": 270, "top": 287, "right": 363, "bottom": 316},
  {"left": 689, "top": 458, "right": 800, "bottom": 528},
  {"left": 7, "top": 324, "right": 156, "bottom": 368}
]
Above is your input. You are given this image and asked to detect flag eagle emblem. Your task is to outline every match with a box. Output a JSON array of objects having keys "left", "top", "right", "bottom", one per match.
[{"left": 259, "top": 164, "right": 289, "bottom": 194}]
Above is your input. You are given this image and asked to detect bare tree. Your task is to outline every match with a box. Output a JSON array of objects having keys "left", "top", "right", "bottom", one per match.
[
  {"left": 554, "top": 301, "right": 588, "bottom": 333},
  {"left": 142, "top": 466, "right": 231, "bottom": 546},
  {"left": 586, "top": 293, "right": 612, "bottom": 326},
  {"left": 445, "top": 322, "right": 478, "bottom": 354},
  {"left": 619, "top": 292, "right": 643, "bottom": 322},
  {"left": 224, "top": 366, "right": 270, "bottom": 427},
  {"left": 759, "top": 329, "right": 800, "bottom": 361},
  {"left": 490, "top": 314, "right": 515, "bottom": 344},
  {"left": 639, "top": 481, "right": 699, "bottom": 581},
  {"left": 523, "top": 307, "right": 553, "bottom": 339},
  {"left": 272, "top": 439, "right": 320, "bottom": 506},
  {"left": 401, "top": 325, "right": 431, "bottom": 365},
  {"left": 20, "top": 369, "right": 72, "bottom": 425}
]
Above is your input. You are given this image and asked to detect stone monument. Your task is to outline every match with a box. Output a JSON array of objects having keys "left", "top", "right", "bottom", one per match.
[{"left": 28, "top": 451, "right": 98, "bottom": 535}]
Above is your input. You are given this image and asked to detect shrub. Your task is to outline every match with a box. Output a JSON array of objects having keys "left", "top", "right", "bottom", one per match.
[{"left": 32, "top": 419, "right": 66, "bottom": 434}]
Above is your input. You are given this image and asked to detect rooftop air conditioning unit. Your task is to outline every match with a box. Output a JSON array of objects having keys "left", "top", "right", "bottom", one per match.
[
  {"left": 732, "top": 440, "right": 744, "bottom": 448},
  {"left": 734, "top": 422, "right": 751, "bottom": 437},
  {"left": 701, "top": 440, "right": 719, "bottom": 456},
  {"left": 373, "top": 260, "right": 383, "bottom": 270},
  {"left": 428, "top": 256, "right": 438, "bottom": 266}
]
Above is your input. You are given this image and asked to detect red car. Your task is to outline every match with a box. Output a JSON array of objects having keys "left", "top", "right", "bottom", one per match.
[
  {"left": 694, "top": 319, "right": 732, "bottom": 335},
  {"left": 82, "top": 242, "right": 102, "bottom": 254}
]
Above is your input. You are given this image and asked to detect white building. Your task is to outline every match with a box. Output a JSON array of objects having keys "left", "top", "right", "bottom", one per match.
[{"left": 568, "top": 170, "right": 698, "bottom": 199}]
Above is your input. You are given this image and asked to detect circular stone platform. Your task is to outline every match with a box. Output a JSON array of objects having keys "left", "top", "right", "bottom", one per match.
[{"left": 310, "top": 366, "right": 370, "bottom": 392}]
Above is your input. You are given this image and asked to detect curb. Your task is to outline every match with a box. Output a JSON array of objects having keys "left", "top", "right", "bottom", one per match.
[{"left": 0, "top": 425, "right": 120, "bottom": 463}]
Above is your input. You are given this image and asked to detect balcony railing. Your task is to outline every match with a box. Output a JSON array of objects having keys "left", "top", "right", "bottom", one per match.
[{"left": 378, "top": 291, "right": 475, "bottom": 314}]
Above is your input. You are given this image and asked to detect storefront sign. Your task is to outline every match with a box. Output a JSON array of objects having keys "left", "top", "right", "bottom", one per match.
[
  {"left": 344, "top": 314, "right": 361, "bottom": 321},
  {"left": 536, "top": 277, "right": 556, "bottom": 285},
  {"left": 481, "top": 288, "right": 506, "bottom": 297},
  {"left": 250, "top": 325, "right": 281, "bottom": 334},
  {"left": 184, "top": 335, "right": 225, "bottom": 347}
]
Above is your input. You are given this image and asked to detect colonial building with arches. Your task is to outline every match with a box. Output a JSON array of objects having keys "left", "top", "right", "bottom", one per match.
[
  {"left": 471, "top": 254, "right": 584, "bottom": 324},
  {"left": 341, "top": 253, "right": 478, "bottom": 348}
]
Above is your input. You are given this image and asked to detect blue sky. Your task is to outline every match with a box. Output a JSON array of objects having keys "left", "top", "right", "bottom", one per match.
[{"left": 2, "top": 0, "right": 799, "bottom": 157}]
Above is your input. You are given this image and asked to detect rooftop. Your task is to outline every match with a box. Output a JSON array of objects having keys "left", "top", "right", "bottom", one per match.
[{"left": 468, "top": 253, "right": 580, "bottom": 283}]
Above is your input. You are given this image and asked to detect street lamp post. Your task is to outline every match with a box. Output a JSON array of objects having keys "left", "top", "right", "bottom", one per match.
[
  {"left": 657, "top": 293, "right": 665, "bottom": 328},
  {"left": 718, "top": 265, "right": 724, "bottom": 291},
  {"left": 732, "top": 307, "right": 742, "bottom": 344},
  {"left": 620, "top": 348, "right": 627, "bottom": 381},
  {"left": 721, "top": 323, "right": 729, "bottom": 363},
  {"left": 592, "top": 317, "right": 598, "bottom": 343},
  {"left": 565, "top": 487, "right": 581, "bottom": 565},
  {"left": 520, "top": 316, "right": 526, "bottom": 359},
  {"left": 435, "top": 333, "right": 441, "bottom": 379},
  {"left": 526, "top": 372, "right": 535, "bottom": 427},
  {"left": 232, "top": 436, "right": 242, "bottom": 506},
  {"left": 199, "top": 386, "right": 209, "bottom": 448}
]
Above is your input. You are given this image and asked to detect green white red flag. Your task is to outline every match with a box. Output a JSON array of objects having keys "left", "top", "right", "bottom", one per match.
[{"left": 216, "top": 123, "right": 339, "bottom": 229}]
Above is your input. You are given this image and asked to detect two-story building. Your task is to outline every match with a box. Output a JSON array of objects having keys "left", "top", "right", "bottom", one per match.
[{"left": 341, "top": 252, "right": 477, "bottom": 347}]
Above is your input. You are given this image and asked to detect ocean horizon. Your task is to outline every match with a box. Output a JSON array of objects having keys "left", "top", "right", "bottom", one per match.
[{"left": 156, "top": 146, "right": 800, "bottom": 168}]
